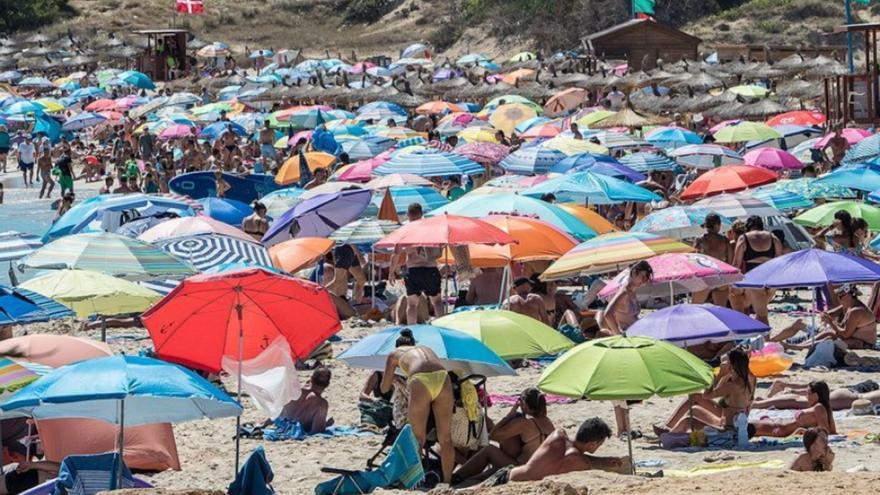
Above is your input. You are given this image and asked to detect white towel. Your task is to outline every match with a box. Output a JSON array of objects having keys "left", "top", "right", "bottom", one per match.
[{"left": 222, "top": 337, "right": 301, "bottom": 418}]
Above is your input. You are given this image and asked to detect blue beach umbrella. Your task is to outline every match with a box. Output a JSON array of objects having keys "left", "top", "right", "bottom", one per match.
[
  {"left": 199, "top": 121, "right": 247, "bottom": 141},
  {"left": 337, "top": 325, "right": 515, "bottom": 377},
  {"left": 522, "top": 171, "right": 661, "bottom": 205},
  {"left": 70, "top": 87, "right": 108, "bottom": 100},
  {"left": 618, "top": 152, "right": 680, "bottom": 173},
  {"left": 746, "top": 189, "right": 813, "bottom": 212},
  {"left": 370, "top": 186, "right": 449, "bottom": 215},
  {"left": 500, "top": 147, "right": 566, "bottom": 175},
  {"left": 631, "top": 206, "right": 731, "bottom": 239},
  {"left": 816, "top": 163, "right": 880, "bottom": 192},
  {"left": 342, "top": 136, "right": 396, "bottom": 160},
  {"left": 374, "top": 149, "right": 484, "bottom": 177},
  {"left": 549, "top": 153, "right": 645, "bottom": 181},
  {"left": 645, "top": 127, "right": 703, "bottom": 148},
  {"left": 736, "top": 249, "right": 880, "bottom": 288},
  {"left": 61, "top": 112, "right": 107, "bottom": 132},
  {"left": 197, "top": 198, "right": 253, "bottom": 226},
  {"left": 628, "top": 304, "right": 769, "bottom": 345},
  {"left": 844, "top": 133, "right": 880, "bottom": 164},
  {"left": 117, "top": 70, "right": 155, "bottom": 90},
  {"left": 3, "top": 101, "right": 45, "bottom": 116},
  {"left": 0, "top": 285, "right": 74, "bottom": 325}
]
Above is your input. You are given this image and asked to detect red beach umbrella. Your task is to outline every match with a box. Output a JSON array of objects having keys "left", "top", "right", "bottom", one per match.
[
  {"left": 374, "top": 214, "right": 517, "bottom": 249},
  {"left": 680, "top": 165, "right": 778, "bottom": 200}
]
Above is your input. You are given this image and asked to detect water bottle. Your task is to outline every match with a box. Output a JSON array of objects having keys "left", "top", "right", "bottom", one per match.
[{"left": 734, "top": 412, "right": 749, "bottom": 447}]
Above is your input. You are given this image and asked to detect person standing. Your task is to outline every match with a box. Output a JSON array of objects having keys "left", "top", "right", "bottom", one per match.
[
  {"left": 15, "top": 136, "right": 36, "bottom": 188},
  {"left": 55, "top": 149, "right": 75, "bottom": 197},
  {"left": 389, "top": 203, "right": 445, "bottom": 324},
  {"left": 36, "top": 144, "right": 54, "bottom": 199},
  {"left": 692, "top": 213, "right": 732, "bottom": 307},
  {"left": 0, "top": 125, "right": 9, "bottom": 174}
]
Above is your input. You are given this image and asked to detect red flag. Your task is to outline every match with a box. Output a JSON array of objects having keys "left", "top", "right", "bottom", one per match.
[{"left": 176, "top": 0, "right": 204, "bottom": 14}]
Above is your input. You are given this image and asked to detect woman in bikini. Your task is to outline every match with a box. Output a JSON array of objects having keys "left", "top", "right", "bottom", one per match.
[
  {"left": 770, "top": 285, "right": 877, "bottom": 350},
  {"left": 659, "top": 347, "right": 756, "bottom": 434},
  {"left": 381, "top": 329, "right": 454, "bottom": 484},
  {"left": 755, "top": 382, "right": 880, "bottom": 411},
  {"left": 598, "top": 260, "right": 653, "bottom": 336},
  {"left": 730, "top": 216, "right": 781, "bottom": 324},
  {"left": 452, "top": 388, "right": 555, "bottom": 485},
  {"left": 752, "top": 381, "right": 837, "bottom": 437}
]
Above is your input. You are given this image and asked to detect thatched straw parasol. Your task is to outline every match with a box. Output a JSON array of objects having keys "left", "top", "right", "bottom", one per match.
[
  {"left": 735, "top": 98, "right": 791, "bottom": 119},
  {"left": 590, "top": 102, "right": 670, "bottom": 129},
  {"left": 776, "top": 80, "right": 821, "bottom": 99}
]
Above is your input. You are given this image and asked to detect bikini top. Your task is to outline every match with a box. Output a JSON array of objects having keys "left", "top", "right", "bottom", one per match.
[{"left": 743, "top": 234, "right": 775, "bottom": 272}]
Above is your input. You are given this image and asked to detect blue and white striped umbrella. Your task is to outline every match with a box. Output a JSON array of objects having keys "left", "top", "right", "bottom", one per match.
[
  {"left": 594, "top": 131, "right": 646, "bottom": 149},
  {"left": 500, "top": 147, "right": 566, "bottom": 175},
  {"left": 844, "top": 133, "right": 880, "bottom": 164},
  {"left": 70, "top": 87, "right": 108, "bottom": 100},
  {"left": 374, "top": 149, "right": 484, "bottom": 177},
  {"left": 668, "top": 145, "right": 743, "bottom": 169},
  {"left": 157, "top": 234, "right": 271, "bottom": 273},
  {"left": 744, "top": 189, "right": 813, "bottom": 212},
  {"left": 341, "top": 136, "right": 396, "bottom": 160},
  {"left": 61, "top": 112, "right": 107, "bottom": 131},
  {"left": 16, "top": 77, "right": 54, "bottom": 89},
  {"left": 370, "top": 186, "right": 450, "bottom": 215},
  {"left": 619, "top": 152, "right": 680, "bottom": 173},
  {"left": 397, "top": 136, "right": 428, "bottom": 148},
  {"left": 522, "top": 171, "right": 661, "bottom": 205},
  {"left": 0, "top": 232, "right": 42, "bottom": 262}
]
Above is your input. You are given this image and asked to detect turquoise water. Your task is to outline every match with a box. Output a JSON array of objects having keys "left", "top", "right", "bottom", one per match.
[{"left": 0, "top": 175, "right": 95, "bottom": 285}]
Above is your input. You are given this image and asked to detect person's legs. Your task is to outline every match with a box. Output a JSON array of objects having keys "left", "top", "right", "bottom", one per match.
[
  {"left": 663, "top": 394, "right": 719, "bottom": 430},
  {"left": 330, "top": 267, "right": 350, "bottom": 299},
  {"left": 729, "top": 288, "right": 749, "bottom": 315},
  {"left": 429, "top": 294, "right": 444, "bottom": 318},
  {"left": 349, "top": 265, "right": 366, "bottom": 303},
  {"left": 691, "top": 289, "right": 710, "bottom": 305},
  {"left": 406, "top": 379, "right": 432, "bottom": 448},
  {"left": 711, "top": 286, "right": 730, "bottom": 307},
  {"left": 668, "top": 404, "right": 725, "bottom": 433},
  {"left": 454, "top": 445, "right": 517, "bottom": 482},
  {"left": 748, "top": 288, "right": 773, "bottom": 324},
  {"left": 405, "top": 294, "right": 421, "bottom": 325},
  {"left": 768, "top": 319, "right": 806, "bottom": 342},
  {"left": 613, "top": 402, "right": 630, "bottom": 436},
  {"left": 431, "top": 377, "right": 455, "bottom": 484},
  {"left": 752, "top": 394, "right": 810, "bottom": 410}
]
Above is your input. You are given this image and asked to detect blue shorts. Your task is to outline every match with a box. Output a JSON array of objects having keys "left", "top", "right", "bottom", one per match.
[
  {"left": 260, "top": 143, "right": 277, "bottom": 159},
  {"left": 18, "top": 160, "right": 33, "bottom": 171}
]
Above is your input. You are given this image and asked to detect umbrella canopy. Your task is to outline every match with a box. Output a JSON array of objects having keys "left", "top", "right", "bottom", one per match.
[
  {"left": 500, "top": 147, "right": 567, "bottom": 175},
  {"left": 448, "top": 215, "right": 577, "bottom": 268},
  {"left": 713, "top": 122, "right": 781, "bottom": 143},
  {"left": 631, "top": 207, "right": 731, "bottom": 240},
  {"left": 743, "top": 148, "right": 803, "bottom": 170},
  {"left": 537, "top": 335, "right": 714, "bottom": 400},
  {"left": 645, "top": 126, "right": 703, "bottom": 148},
  {"left": 21, "top": 233, "right": 194, "bottom": 279},
  {"left": 374, "top": 149, "right": 485, "bottom": 177},
  {"left": 618, "top": 152, "right": 679, "bottom": 173},
  {"left": 542, "top": 232, "right": 694, "bottom": 280},
  {"left": 19, "top": 270, "right": 161, "bottom": 317},
  {"left": 669, "top": 144, "right": 744, "bottom": 170},
  {"left": 433, "top": 310, "right": 574, "bottom": 359},
  {"left": 371, "top": 186, "right": 449, "bottom": 215},
  {"left": 337, "top": 325, "right": 515, "bottom": 377},
  {"left": 745, "top": 189, "right": 813, "bottom": 212},
  {"left": 550, "top": 154, "right": 645, "bottom": 182},
  {"left": 196, "top": 198, "right": 253, "bottom": 226},
  {"left": 329, "top": 218, "right": 400, "bottom": 245},
  {"left": 769, "top": 178, "right": 856, "bottom": 200},
  {"left": 627, "top": 304, "right": 769, "bottom": 345},
  {"left": 680, "top": 165, "right": 778, "bottom": 200},
  {"left": 736, "top": 248, "right": 880, "bottom": 288},
  {"left": 452, "top": 142, "right": 510, "bottom": 166},
  {"left": 0, "top": 335, "right": 111, "bottom": 368},
  {"left": 816, "top": 164, "right": 880, "bottom": 192},
  {"left": 521, "top": 171, "right": 661, "bottom": 205},
  {"left": 156, "top": 234, "right": 271, "bottom": 273},
  {"left": 138, "top": 215, "right": 253, "bottom": 243},
  {"left": 268, "top": 238, "right": 335, "bottom": 273},
  {"left": 692, "top": 193, "right": 780, "bottom": 219},
  {"left": 263, "top": 189, "right": 372, "bottom": 247},
  {"left": 543, "top": 88, "right": 587, "bottom": 117},
  {"left": 366, "top": 174, "right": 434, "bottom": 189},
  {"left": 766, "top": 110, "right": 826, "bottom": 127},
  {"left": 0, "top": 285, "right": 74, "bottom": 325},
  {"left": 541, "top": 136, "right": 608, "bottom": 156},
  {"left": 142, "top": 268, "right": 340, "bottom": 373},
  {"left": 490, "top": 103, "right": 539, "bottom": 135},
  {"left": 794, "top": 201, "right": 880, "bottom": 229},
  {"left": 555, "top": 204, "right": 618, "bottom": 234},
  {"left": 431, "top": 193, "right": 597, "bottom": 241},
  {"left": 117, "top": 70, "right": 155, "bottom": 90},
  {"left": 1, "top": 355, "right": 240, "bottom": 424},
  {"left": 374, "top": 215, "right": 516, "bottom": 249},
  {"left": 61, "top": 112, "right": 107, "bottom": 132},
  {"left": 0, "top": 232, "right": 42, "bottom": 262},
  {"left": 275, "top": 152, "right": 337, "bottom": 186},
  {"left": 598, "top": 253, "right": 742, "bottom": 300},
  {"left": 814, "top": 128, "right": 871, "bottom": 148}
]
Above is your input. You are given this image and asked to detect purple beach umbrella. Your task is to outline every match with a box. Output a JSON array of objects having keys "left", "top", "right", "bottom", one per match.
[
  {"left": 735, "top": 248, "right": 880, "bottom": 288},
  {"left": 262, "top": 189, "right": 372, "bottom": 247},
  {"left": 627, "top": 303, "right": 770, "bottom": 345}
]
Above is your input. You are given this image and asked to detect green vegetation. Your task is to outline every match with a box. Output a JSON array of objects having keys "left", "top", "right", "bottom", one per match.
[
  {"left": 338, "top": 0, "right": 399, "bottom": 23},
  {"left": 0, "top": 0, "right": 74, "bottom": 33}
]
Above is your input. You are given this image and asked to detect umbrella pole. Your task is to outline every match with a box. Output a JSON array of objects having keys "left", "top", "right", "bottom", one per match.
[
  {"left": 669, "top": 282, "right": 674, "bottom": 307},
  {"left": 498, "top": 264, "right": 509, "bottom": 306},
  {"left": 234, "top": 303, "right": 244, "bottom": 476},
  {"left": 100, "top": 316, "right": 107, "bottom": 342},
  {"left": 116, "top": 398, "right": 125, "bottom": 490},
  {"left": 370, "top": 247, "right": 375, "bottom": 309},
  {"left": 625, "top": 407, "right": 635, "bottom": 475}
]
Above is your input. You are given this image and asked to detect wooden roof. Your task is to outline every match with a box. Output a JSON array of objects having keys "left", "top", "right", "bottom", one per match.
[
  {"left": 582, "top": 19, "right": 701, "bottom": 45},
  {"left": 133, "top": 29, "right": 189, "bottom": 35}
]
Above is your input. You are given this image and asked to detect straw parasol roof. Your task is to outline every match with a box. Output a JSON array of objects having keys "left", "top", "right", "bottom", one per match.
[
  {"left": 735, "top": 98, "right": 791, "bottom": 119},
  {"left": 776, "top": 79, "right": 821, "bottom": 99},
  {"left": 590, "top": 103, "right": 669, "bottom": 129},
  {"left": 669, "top": 71, "right": 724, "bottom": 92}
]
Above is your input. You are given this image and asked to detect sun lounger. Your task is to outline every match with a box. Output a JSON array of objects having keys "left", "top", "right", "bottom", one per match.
[{"left": 51, "top": 452, "right": 137, "bottom": 495}]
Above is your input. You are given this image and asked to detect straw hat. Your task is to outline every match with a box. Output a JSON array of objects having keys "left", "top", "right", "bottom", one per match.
[{"left": 851, "top": 399, "right": 873, "bottom": 416}]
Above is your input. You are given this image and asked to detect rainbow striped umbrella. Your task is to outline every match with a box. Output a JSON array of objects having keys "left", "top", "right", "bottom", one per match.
[
  {"left": 0, "top": 357, "right": 48, "bottom": 398},
  {"left": 20, "top": 233, "right": 194, "bottom": 280},
  {"left": 542, "top": 232, "right": 694, "bottom": 279}
]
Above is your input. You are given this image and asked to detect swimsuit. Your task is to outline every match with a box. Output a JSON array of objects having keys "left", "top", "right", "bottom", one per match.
[
  {"left": 399, "top": 359, "right": 448, "bottom": 401},
  {"left": 743, "top": 234, "right": 775, "bottom": 272}
]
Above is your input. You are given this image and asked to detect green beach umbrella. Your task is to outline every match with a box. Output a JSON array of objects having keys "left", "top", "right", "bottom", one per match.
[
  {"left": 538, "top": 335, "right": 713, "bottom": 473},
  {"left": 727, "top": 85, "right": 769, "bottom": 98},
  {"left": 433, "top": 310, "right": 574, "bottom": 360},
  {"left": 19, "top": 269, "right": 161, "bottom": 318},
  {"left": 794, "top": 200, "right": 880, "bottom": 229},
  {"left": 713, "top": 122, "right": 780, "bottom": 143}
]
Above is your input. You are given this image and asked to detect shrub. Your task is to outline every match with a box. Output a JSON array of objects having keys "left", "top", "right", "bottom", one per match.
[{"left": 0, "top": 0, "right": 75, "bottom": 33}]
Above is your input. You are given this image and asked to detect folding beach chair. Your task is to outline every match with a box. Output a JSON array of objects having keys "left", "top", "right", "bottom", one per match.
[
  {"left": 52, "top": 453, "right": 135, "bottom": 495},
  {"left": 314, "top": 425, "right": 425, "bottom": 495}
]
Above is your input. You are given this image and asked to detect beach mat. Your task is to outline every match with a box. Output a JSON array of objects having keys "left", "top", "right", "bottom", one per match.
[{"left": 663, "top": 459, "right": 785, "bottom": 477}]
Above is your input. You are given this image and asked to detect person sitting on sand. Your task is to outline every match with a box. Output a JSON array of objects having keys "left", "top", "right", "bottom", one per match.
[
  {"left": 480, "top": 418, "right": 630, "bottom": 487},
  {"left": 597, "top": 260, "right": 652, "bottom": 336},
  {"left": 754, "top": 379, "right": 880, "bottom": 411},
  {"left": 279, "top": 367, "right": 333, "bottom": 434},
  {"left": 452, "top": 388, "right": 555, "bottom": 485},
  {"left": 657, "top": 348, "right": 755, "bottom": 435},
  {"left": 506, "top": 277, "right": 549, "bottom": 325},
  {"left": 358, "top": 371, "right": 394, "bottom": 429},
  {"left": 752, "top": 381, "right": 836, "bottom": 437},
  {"left": 380, "top": 329, "right": 454, "bottom": 484},
  {"left": 791, "top": 428, "right": 834, "bottom": 472},
  {"left": 769, "top": 285, "right": 877, "bottom": 350}
]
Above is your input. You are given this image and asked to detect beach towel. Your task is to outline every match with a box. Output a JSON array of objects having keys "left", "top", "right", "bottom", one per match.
[
  {"left": 228, "top": 446, "right": 274, "bottom": 495},
  {"left": 358, "top": 398, "right": 392, "bottom": 428},
  {"left": 488, "top": 393, "right": 573, "bottom": 406},
  {"left": 221, "top": 337, "right": 301, "bottom": 419},
  {"left": 749, "top": 408, "right": 850, "bottom": 423},
  {"left": 663, "top": 459, "right": 785, "bottom": 477},
  {"left": 263, "top": 418, "right": 376, "bottom": 442}
]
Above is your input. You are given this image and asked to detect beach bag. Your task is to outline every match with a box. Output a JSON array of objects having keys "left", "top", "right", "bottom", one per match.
[
  {"left": 450, "top": 405, "right": 486, "bottom": 451},
  {"left": 659, "top": 432, "right": 690, "bottom": 449}
]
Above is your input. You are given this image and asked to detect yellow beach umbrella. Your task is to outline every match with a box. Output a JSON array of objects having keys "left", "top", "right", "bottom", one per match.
[
  {"left": 577, "top": 110, "right": 616, "bottom": 128},
  {"left": 457, "top": 127, "right": 499, "bottom": 144},
  {"left": 19, "top": 269, "right": 161, "bottom": 317},
  {"left": 542, "top": 136, "right": 608, "bottom": 156},
  {"left": 489, "top": 103, "right": 538, "bottom": 136}
]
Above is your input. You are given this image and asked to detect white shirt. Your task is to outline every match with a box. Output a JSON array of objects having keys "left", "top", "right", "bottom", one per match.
[
  {"left": 17, "top": 142, "right": 35, "bottom": 163},
  {"left": 607, "top": 91, "right": 626, "bottom": 110}
]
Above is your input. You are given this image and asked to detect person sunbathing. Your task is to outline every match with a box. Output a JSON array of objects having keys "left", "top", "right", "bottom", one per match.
[
  {"left": 791, "top": 428, "right": 834, "bottom": 472},
  {"left": 452, "top": 388, "right": 554, "bottom": 485},
  {"left": 752, "top": 381, "right": 837, "bottom": 437},
  {"left": 656, "top": 348, "right": 755, "bottom": 434},
  {"left": 279, "top": 367, "right": 333, "bottom": 434},
  {"left": 769, "top": 285, "right": 877, "bottom": 350},
  {"left": 480, "top": 418, "right": 630, "bottom": 487},
  {"left": 755, "top": 380, "right": 880, "bottom": 411}
]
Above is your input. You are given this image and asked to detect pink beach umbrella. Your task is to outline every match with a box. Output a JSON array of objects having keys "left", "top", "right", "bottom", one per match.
[
  {"left": 287, "top": 130, "right": 313, "bottom": 146},
  {"left": 709, "top": 119, "right": 742, "bottom": 134},
  {"left": 336, "top": 150, "right": 393, "bottom": 181},
  {"left": 812, "top": 128, "right": 872, "bottom": 148},
  {"left": 743, "top": 147, "right": 803, "bottom": 170},
  {"left": 598, "top": 252, "right": 743, "bottom": 301},
  {"left": 159, "top": 124, "right": 194, "bottom": 140},
  {"left": 452, "top": 142, "right": 510, "bottom": 165}
]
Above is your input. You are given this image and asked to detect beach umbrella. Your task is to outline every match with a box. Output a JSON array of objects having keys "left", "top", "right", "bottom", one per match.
[
  {"left": 3, "top": 101, "right": 45, "bottom": 116},
  {"left": 814, "top": 128, "right": 872, "bottom": 149},
  {"left": 21, "top": 233, "right": 194, "bottom": 280},
  {"left": 794, "top": 201, "right": 880, "bottom": 229},
  {"left": 268, "top": 238, "right": 335, "bottom": 273},
  {"left": 298, "top": 182, "right": 365, "bottom": 201},
  {"left": 743, "top": 148, "right": 803, "bottom": 170},
  {"left": 83, "top": 99, "right": 118, "bottom": 112},
  {"left": 631, "top": 207, "right": 730, "bottom": 240},
  {"left": 139, "top": 215, "right": 253, "bottom": 244},
  {"left": 742, "top": 190, "right": 812, "bottom": 213},
  {"left": 0, "top": 285, "right": 74, "bottom": 325},
  {"left": 0, "top": 232, "right": 42, "bottom": 263},
  {"left": 692, "top": 193, "right": 780, "bottom": 219},
  {"left": 431, "top": 193, "right": 596, "bottom": 241},
  {"left": 60, "top": 111, "right": 106, "bottom": 131},
  {"left": 542, "top": 232, "right": 694, "bottom": 280},
  {"left": 489, "top": 103, "right": 538, "bottom": 136},
  {"left": 158, "top": 124, "right": 193, "bottom": 140},
  {"left": 680, "top": 165, "right": 777, "bottom": 200},
  {"left": 341, "top": 136, "right": 396, "bottom": 160},
  {"left": 365, "top": 174, "right": 433, "bottom": 189},
  {"left": 766, "top": 110, "right": 826, "bottom": 127},
  {"left": 576, "top": 110, "right": 616, "bottom": 127},
  {"left": 457, "top": 127, "right": 500, "bottom": 144},
  {"left": 117, "top": 70, "right": 155, "bottom": 90},
  {"left": 618, "top": 152, "right": 679, "bottom": 173},
  {"left": 263, "top": 189, "right": 373, "bottom": 247},
  {"left": 816, "top": 164, "right": 880, "bottom": 192},
  {"left": 416, "top": 101, "right": 464, "bottom": 115},
  {"left": 19, "top": 270, "right": 161, "bottom": 317},
  {"left": 844, "top": 133, "right": 880, "bottom": 164},
  {"left": 374, "top": 215, "right": 515, "bottom": 249},
  {"left": 543, "top": 88, "right": 587, "bottom": 117},
  {"left": 16, "top": 77, "right": 54, "bottom": 89},
  {"left": 549, "top": 153, "right": 644, "bottom": 181},
  {"left": 555, "top": 204, "right": 618, "bottom": 234},
  {"left": 262, "top": 188, "right": 305, "bottom": 218},
  {"left": 538, "top": 335, "right": 713, "bottom": 472},
  {"left": 500, "top": 147, "right": 566, "bottom": 175},
  {"left": 196, "top": 198, "right": 252, "bottom": 227},
  {"left": 197, "top": 42, "right": 230, "bottom": 58},
  {"left": 0, "top": 335, "right": 112, "bottom": 368},
  {"left": 541, "top": 136, "right": 608, "bottom": 156},
  {"left": 736, "top": 248, "right": 880, "bottom": 288},
  {"left": 338, "top": 325, "right": 515, "bottom": 377},
  {"left": 1, "top": 355, "right": 241, "bottom": 484},
  {"left": 371, "top": 186, "right": 449, "bottom": 215},
  {"left": 669, "top": 144, "right": 744, "bottom": 169},
  {"left": 434, "top": 310, "right": 574, "bottom": 360},
  {"left": 374, "top": 149, "right": 484, "bottom": 177},
  {"left": 330, "top": 219, "right": 400, "bottom": 245},
  {"left": 645, "top": 126, "right": 703, "bottom": 148},
  {"left": 627, "top": 304, "right": 769, "bottom": 345},
  {"left": 275, "top": 152, "right": 337, "bottom": 186},
  {"left": 520, "top": 123, "right": 563, "bottom": 139},
  {"left": 597, "top": 253, "right": 742, "bottom": 301},
  {"left": 769, "top": 178, "right": 856, "bottom": 200},
  {"left": 522, "top": 171, "right": 660, "bottom": 204},
  {"left": 713, "top": 122, "right": 781, "bottom": 143},
  {"left": 156, "top": 234, "right": 271, "bottom": 273}
]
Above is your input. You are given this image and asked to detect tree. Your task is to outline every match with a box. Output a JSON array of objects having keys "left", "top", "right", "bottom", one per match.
[{"left": 0, "top": 0, "right": 74, "bottom": 34}]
